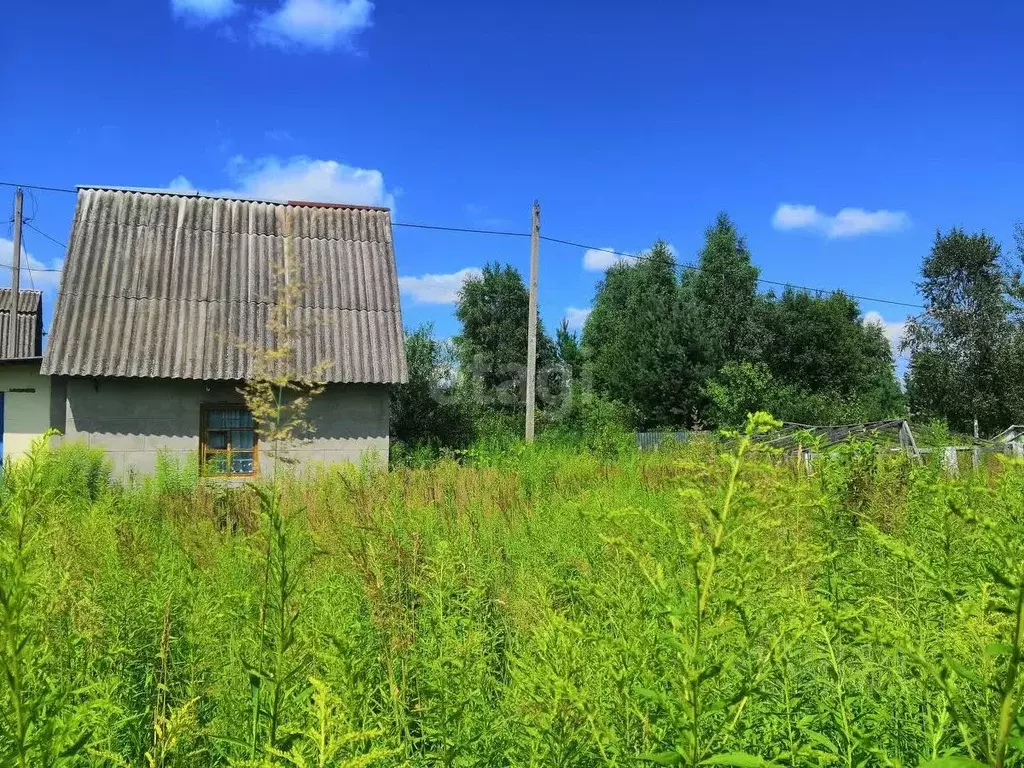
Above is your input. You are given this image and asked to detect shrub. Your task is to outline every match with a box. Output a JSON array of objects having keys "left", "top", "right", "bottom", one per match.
[
  {"left": 153, "top": 450, "right": 200, "bottom": 496},
  {"left": 390, "top": 325, "right": 476, "bottom": 457},
  {"left": 704, "top": 361, "right": 790, "bottom": 427},
  {"left": 1, "top": 440, "right": 111, "bottom": 505},
  {"left": 553, "top": 390, "right": 633, "bottom": 458}
]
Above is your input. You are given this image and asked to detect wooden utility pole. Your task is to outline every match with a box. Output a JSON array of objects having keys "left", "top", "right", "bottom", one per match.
[
  {"left": 525, "top": 200, "right": 540, "bottom": 441},
  {"left": 7, "top": 187, "right": 22, "bottom": 360},
  {"left": 973, "top": 416, "right": 981, "bottom": 470}
]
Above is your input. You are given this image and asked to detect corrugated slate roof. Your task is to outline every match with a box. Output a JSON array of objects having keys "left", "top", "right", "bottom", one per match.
[
  {"left": 0, "top": 289, "right": 43, "bottom": 359},
  {"left": 42, "top": 187, "right": 408, "bottom": 383}
]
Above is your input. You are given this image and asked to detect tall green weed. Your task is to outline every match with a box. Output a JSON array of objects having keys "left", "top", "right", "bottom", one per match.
[{"left": 3, "top": 422, "right": 1024, "bottom": 765}]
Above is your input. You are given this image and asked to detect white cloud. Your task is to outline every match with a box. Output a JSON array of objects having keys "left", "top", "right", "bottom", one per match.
[
  {"left": 582, "top": 243, "right": 672, "bottom": 272},
  {"left": 231, "top": 156, "right": 393, "bottom": 207},
  {"left": 565, "top": 306, "right": 591, "bottom": 330},
  {"left": 772, "top": 203, "right": 910, "bottom": 238},
  {"left": 255, "top": 0, "right": 373, "bottom": 50},
  {"left": 772, "top": 204, "right": 821, "bottom": 231},
  {"left": 863, "top": 310, "right": 907, "bottom": 358},
  {"left": 0, "top": 238, "right": 63, "bottom": 293},
  {"left": 583, "top": 247, "right": 629, "bottom": 272},
  {"left": 399, "top": 268, "right": 482, "bottom": 305},
  {"left": 171, "top": 0, "right": 239, "bottom": 22},
  {"left": 167, "top": 175, "right": 198, "bottom": 193},
  {"left": 167, "top": 155, "right": 395, "bottom": 208},
  {"left": 830, "top": 208, "right": 910, "bottom": 238}
]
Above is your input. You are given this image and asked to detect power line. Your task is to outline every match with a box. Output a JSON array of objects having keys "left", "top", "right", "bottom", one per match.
[
  {"left": 754, "top": 277, "right": 923, "bottom": 309},
  {"left": 540, "top": 236, "right": 638, "bottom": 259},
  {"left": 0, "top": 262, "right": 60, "bottom": 273},
  {"left": 17, "top": 234, "right": 37, "bottom": 290},
  {"left": 23, "top": 221, "right": 67, "bottom": 250},
  {"left": 0, "top": 181, "right": 76, "bottom": 194},
  {"left": 0, "top": 179, "right": 924, "bottom": 309},
  {"left": 25, "top": 190, "right": 39, "bottom": 222},
  {"left": 541, "top": 236, "right": 925, "bottom": 310},
  {"left": 393, "top": 221, "right": 530, "bottom": 238}
]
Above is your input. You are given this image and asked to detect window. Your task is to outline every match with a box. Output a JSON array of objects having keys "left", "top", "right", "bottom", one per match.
[{"left": 201, "top": 406, "right": 258, "bottom": 477}]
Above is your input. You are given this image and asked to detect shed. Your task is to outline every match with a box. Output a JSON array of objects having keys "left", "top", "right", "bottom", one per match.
[
  {"left": 0, "top": 288, "right": 51, "bottom": 461},
  {"left": 42, "top": 186, "right": 408, "bottom": 477}
]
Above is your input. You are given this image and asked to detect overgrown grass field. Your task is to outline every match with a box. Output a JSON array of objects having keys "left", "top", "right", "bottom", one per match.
[{"left": 4, "top": 419, "right": 1024, "bottom": 767}]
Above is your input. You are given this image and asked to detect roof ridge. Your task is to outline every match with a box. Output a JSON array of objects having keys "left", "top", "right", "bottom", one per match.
[
  {"left": 286, "top": 199, "right": 390, "bottom": 212},
  {"left": 0, "top": 288, "right": 44, "bottom": 295},
  {"left": 76, "top": 185, "right": 392, "bottom": 212}
]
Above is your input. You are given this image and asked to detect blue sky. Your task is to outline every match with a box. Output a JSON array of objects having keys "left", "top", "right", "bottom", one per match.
[{"left": 3, "top": 0, "right": 1024, "bottom": 362}]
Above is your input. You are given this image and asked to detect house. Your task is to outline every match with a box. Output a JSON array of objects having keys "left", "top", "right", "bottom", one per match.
[
  {"left": 0, "top": 289, "right": 52, "bottom": 461},
  {"left": 40, "top": 186, "right": 408, "bottom": 477}
]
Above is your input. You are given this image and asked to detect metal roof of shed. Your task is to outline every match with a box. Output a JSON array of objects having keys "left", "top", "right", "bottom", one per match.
[
  {"left": 0, "top": 289, "right": 43, "bottom": 359},
  {"left": 41, "top": 187, "right": 408, "bottom": 383}
]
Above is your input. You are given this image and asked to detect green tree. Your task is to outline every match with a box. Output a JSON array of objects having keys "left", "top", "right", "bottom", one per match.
[
  {"left": 704, "top": 361, "right": 793, "bottom": 427},
  {"left": 555, "top": 318, "right": 583, "bottom": 386},
  {"left": 580, "top": 216, "right": 904, "bottom": 430},
  {"left": 683, "top": 213, "right": 764, "bottom": 369},
  {"left": 583, "top": 241, "right": 706, "bottom": 428},
  {"left": 904, "top": 228, "right": 1022, "bottom": 434},
  {"left": 763, "top": 288, "right": 903, "bottom": 421},
  {"left": 455, "top": 263, "right": 558, "bottom": 412},
  {"left": 390, "top": 324, "right": 475, "bottom": 453}
]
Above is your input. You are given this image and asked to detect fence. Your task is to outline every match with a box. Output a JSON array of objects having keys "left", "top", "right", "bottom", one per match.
[
  {"left": 779, "top": 421, "right": 1024, "bottom": 477},
  {"left": 634, "top": 422, "right": 1024, "bottom": 478},
  {"left": 636, "top": 431, "right": 691, "bottom": 451}
]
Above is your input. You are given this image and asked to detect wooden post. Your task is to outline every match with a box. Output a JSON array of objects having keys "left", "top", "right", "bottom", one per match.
[
  {"left": 525, "top": 200, "right": 539, "bottom": 442},
  {"left": 899, "top": 420, "right": 922, "bottom": 463},
  {"left": 942, "top": 447, "right": 959, "bottom": 477},
  {"left": 6, "top": 187, "right": 22, "bottom": 359}
]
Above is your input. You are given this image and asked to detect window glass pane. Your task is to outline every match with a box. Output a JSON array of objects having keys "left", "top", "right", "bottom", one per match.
[
  {"left": 206, "top": 454, "right": 228, "bottom": 475},
  {"left": 232, "top": 430, "right": 254, "bottom": 450},
  {"left": 207, "top": 430, "right": 229, "bottom": 450},
  {"left": 208, "top": 410, "right": 229, "bottom": 428},
  {"left": 208, "top": 408, "right": 253, "bottom": 429},
  {"left": 231, "top": 452, "right": 254, "bottom": 475}
]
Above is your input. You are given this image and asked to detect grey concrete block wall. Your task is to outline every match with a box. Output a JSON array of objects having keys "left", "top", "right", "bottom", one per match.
[{"left": 62, "top": 377, "right": 390, "bottom": 477}]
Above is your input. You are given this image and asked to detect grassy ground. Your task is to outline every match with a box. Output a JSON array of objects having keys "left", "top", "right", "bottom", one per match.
[{"left": 2, "top": 420, "right": 1024, "bottom": 767}]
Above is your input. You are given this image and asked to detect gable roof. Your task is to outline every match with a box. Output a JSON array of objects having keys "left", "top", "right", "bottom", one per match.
[
  {"left": 41, "top": 187, "right": 408, "bottom": 384},
  {"left": 0, "top": 289, "right": 43, "bottom": 359}
]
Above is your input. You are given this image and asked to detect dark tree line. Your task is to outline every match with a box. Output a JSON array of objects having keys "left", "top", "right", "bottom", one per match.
[
  {"left": 392, "top": 213, "right": 1024, "bottom": 455},
  {"left": 903, "top": 227, "right": 1024, "bottom": 435},
  {"left": 582, "top": 215, "right": 901, "bottom": 428}
]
